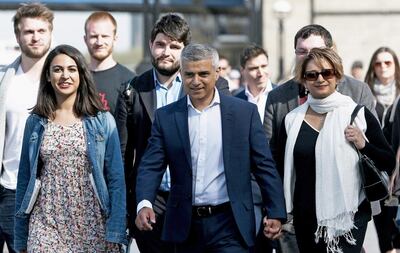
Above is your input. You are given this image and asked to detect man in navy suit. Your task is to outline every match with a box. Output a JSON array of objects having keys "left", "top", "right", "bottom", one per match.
[
  {"left": 115, "top": 14, "right": 230, "bottom": 253},
  {"left": 236, "top": 44, "right": 278, "bottom": 253},
  {"left": 135, "top": 43, "right": 286, "bottom": 252}
]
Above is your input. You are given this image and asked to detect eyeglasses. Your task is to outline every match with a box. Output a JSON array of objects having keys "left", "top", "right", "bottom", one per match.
[
  {"left": 374, "top": 61, "right": 393, "bottom": 68},
  {"left": 304, "top": 69, "right": 336, "bottom": 81}
]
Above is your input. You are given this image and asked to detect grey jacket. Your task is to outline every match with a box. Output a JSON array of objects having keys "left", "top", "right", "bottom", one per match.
[
  {"left": 0, "top": 57, "right": 21, "bottom": 175},
  {"left": 265, "top": 75, "right": 376, "bottom": 161}
]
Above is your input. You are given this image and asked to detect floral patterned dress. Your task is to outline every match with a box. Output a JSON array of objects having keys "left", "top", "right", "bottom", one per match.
[{"left": 27, "top": 121, "right": 122, "bottom": 253}]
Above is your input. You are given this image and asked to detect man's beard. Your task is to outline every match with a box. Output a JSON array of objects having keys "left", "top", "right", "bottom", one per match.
[
  {"left": 89, "top": 46, "right": 113, "bottom": 62},
  {"left": 151, "top": 55, "right": 180, "bottom": 76},
  {"left": 20, "top": 42, "right": 51, "bottom": 59}
]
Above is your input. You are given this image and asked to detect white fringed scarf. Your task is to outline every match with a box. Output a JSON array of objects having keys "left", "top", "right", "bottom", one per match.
[{"left": 283, "top": 91, "right": 367, "bottom": 253}]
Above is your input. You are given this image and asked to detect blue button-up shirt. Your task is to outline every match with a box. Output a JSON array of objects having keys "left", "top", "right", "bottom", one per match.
[{"left": 154, "top": 69, "right": 183, "bottom": 191}]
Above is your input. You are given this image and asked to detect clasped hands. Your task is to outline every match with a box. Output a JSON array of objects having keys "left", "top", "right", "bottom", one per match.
[
  {"left": 263, "top": 217, "right": 282, "bottom": 240},
  {"left": 136, "top": 207, "right": 156, "bottom": 231},
  {"left": 136, "top": 207, "right": 283, "bottom": 240}
]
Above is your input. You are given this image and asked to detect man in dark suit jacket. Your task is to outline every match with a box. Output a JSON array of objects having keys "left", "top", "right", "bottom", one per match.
[
  {"left": 115, "top": 14, "right": 230, "bottom": 253},
  {"left": 135, "top": 44, "right": 286, "bottom": 253},
  {"left": 264, "top": 24, "right": 376, "bottom": 253},
  {"left": 235, "top": 44, "right": 278, "bottom": 253}
]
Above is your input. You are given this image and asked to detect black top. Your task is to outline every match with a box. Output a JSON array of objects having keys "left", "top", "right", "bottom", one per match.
[
  {"left": 92, "top": 63, "right": 135, "bottom": 116},
  {"left": 390, "top": 100, "right": 400, "bottom": 151},
  {"left": 292, "top": 121, "right": 318, "bottom": 219},
  {"left": 276, "top": 107, "right": 395, "bottom": 179}
]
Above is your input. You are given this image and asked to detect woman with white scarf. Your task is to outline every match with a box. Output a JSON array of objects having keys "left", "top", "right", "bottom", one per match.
[
  {"left": 276, "top": 48, "right": 395, "bottom": 253},
  {"left": 364, "top": 47, "right": 400, "bottom": 253}
]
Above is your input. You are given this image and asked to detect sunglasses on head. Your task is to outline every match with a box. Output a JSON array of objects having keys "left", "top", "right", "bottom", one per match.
[
  {"left": 303, "top": 69, "right": 336, "bottom": 81},
  {"left": 374, "top": 61, "right": 393, "bottom": 68}
]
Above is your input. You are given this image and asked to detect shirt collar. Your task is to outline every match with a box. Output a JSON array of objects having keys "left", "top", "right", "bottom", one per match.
[
  {"left": 187, "top": 87, "right": 220, "bottom": 111},
  {"left": 153, "top": 68, "right": 182, "bottom": 89},
  {"left": 245, "top": 79, "right": 273, "bottom": 99}
]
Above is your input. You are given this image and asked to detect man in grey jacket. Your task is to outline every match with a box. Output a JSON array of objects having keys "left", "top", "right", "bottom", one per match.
[
  {"left": 264, "top": 24, "right": 376, "bottom": 253},
  {"left": 0, "top": 3, "right": 53, "bottom": 252}
]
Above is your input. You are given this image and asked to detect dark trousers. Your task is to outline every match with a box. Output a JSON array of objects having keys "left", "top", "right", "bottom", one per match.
[
  {"left": 0, "top": 236, "right": 4, "bottom": 253},
  {"left": 133, "top": 191, "right": 173, "bottom": 253},
  {"left": 174, "top": 208, "right": 249, "bottom": 253},
  {"left": 294, "top": 202, "right": 371, "bottom": 253},
  {"left": 373, "top": 201, "right": 400, "bottom": 252},
  {"left": 277, "top": 214, "right": 300, "bottom": 253},
  {"left": 0, "top": 184, "right": 16, "bottom": 253},
  {"left": 254, "top": 231, "right": 276, "bottom": 253},
  {"left": 253, "top": 203, "right": 276, "bottom": 253}
]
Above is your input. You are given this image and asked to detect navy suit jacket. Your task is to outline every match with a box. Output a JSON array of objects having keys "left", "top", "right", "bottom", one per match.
[
  {"left": 136, "top": 92, "right": 286, "bottom": 247},
  {"left": 115, "top": 69, "right": 230, "bottom": 225},
  {"left": 235, "top": 85, "right": 278, "bottom": 206}
]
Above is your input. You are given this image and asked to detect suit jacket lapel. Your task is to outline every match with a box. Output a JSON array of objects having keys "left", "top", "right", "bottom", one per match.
[
  {"left": 219, "top": 95, "right": 234, "bottom": 172},
  {"left": 137, "top": 70, "right": 157, "bottom": 122},
  {"left": 178, "top": 81, "right": 186, "bottom": 99},
  {"left": 174, "top": 97, "right": 192, "bottom": 168},
  {"left": 287, "top": 81, "right": 300, "bottom": 111}
]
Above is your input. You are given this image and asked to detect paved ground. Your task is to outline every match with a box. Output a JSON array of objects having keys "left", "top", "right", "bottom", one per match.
[
  {"left": 127, "top": 239, "right": 140, "bottom": 253},
  {"left": 363, "top": 220, "right": 380, "bottom": 253}
]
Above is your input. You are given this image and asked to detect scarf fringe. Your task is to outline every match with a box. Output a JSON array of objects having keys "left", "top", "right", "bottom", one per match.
[{"left": 314, "top": 212, "right": 358, "bottom": 253}]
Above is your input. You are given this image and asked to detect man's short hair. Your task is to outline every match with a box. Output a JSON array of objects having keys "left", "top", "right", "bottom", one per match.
[
  {"left": 151, "top": 13, "right": 191, "bottom": 45},
  {"left": 219, "top": 55, "right": 229, "bottom": 62},
  {"left": 84, "top": 11, "right": 117, "bottom": 35},
  {"left": 181, "top": 43, "right": 219, "bottom": 69},
  {"left": 351, "top": 60, "right": 363, "bottom": 70},
  {"left": 294, "top": 24, "right": 333, "bottom": 49},
  {"left": 240, "top": 44, "right": 268, "bottom": 68},
  {"left": 13, "top": 3, "right": 54, "bottom": 34}
]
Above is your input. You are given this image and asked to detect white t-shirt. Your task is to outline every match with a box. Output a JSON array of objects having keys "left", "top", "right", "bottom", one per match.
[{"left": 2, "top": 65, "right": 39, "bottom": 190}]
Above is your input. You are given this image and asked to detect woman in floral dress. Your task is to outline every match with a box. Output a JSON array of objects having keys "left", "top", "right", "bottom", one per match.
[{"left": 14, "top": 45, "right": 127, "bottom": 253}]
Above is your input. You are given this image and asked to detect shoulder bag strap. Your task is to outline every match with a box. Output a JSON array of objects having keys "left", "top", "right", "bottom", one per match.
[
  {"left": 350, "top": 104, "right": 364, "bottom": 156},
  {"left": 350, "top": 104, "right": 364, "bottom": 125}
]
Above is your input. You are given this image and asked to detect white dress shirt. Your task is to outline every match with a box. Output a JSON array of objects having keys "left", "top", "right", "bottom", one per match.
[
  {"left": 187, "top": 89, "right": 229, "bottom": 205},
  {"left": 137, "top": 89, "right": 229, "bottom": 212},
  {"left": 245, "top": 79, "right": 273, "bottom": 123}
]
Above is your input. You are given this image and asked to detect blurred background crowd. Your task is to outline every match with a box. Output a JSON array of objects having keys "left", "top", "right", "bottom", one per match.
[{"left": 1, "top": 0, "right": 400, "bottom": 85}]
